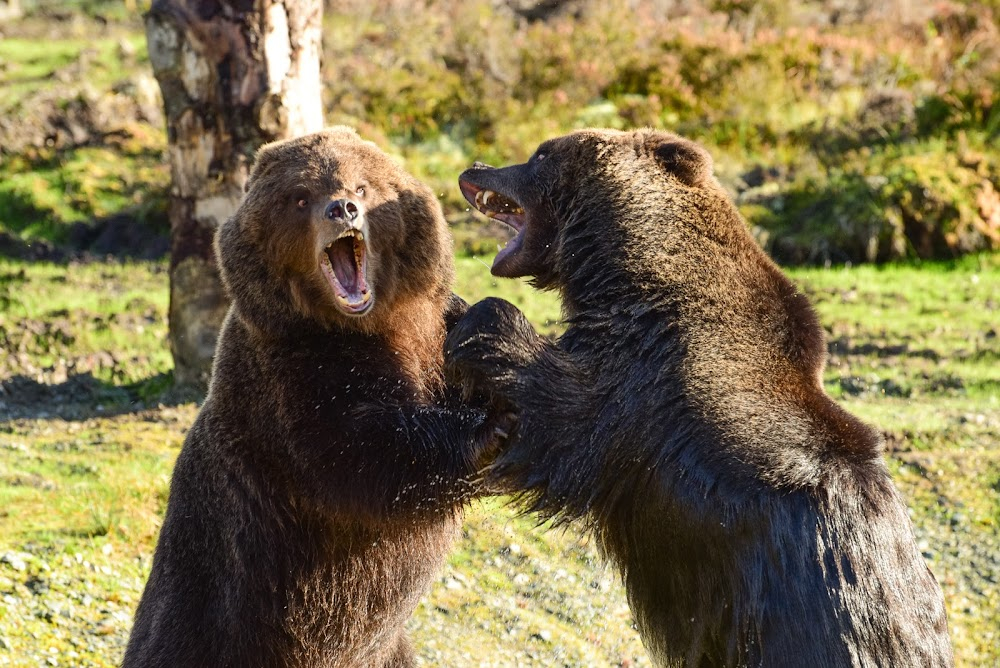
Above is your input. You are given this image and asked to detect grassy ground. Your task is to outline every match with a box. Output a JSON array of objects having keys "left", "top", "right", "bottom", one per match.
[{"left": 1, "top": 254, "right": 998, "bottom": 666}]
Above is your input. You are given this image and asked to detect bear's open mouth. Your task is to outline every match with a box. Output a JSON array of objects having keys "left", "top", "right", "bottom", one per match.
[
  {"left": 459, "top": 180, "right": 527, "bottom": 269},
  {"left": 320, "top": 229, "right": 373, "bottom": 315}
]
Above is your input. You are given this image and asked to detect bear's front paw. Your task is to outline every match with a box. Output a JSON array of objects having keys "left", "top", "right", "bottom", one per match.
[
  {"left": 466, "top": 409, "right": 518, "bottom": 496},
  {"left": 443, "top": 293, "right": 470, "bottom": 332},
  {"left": 443, "top": 298, "right": 543, "bottom": 400},
  {"left": 473, "top": 410, "right": 518, "bottom": 469}
]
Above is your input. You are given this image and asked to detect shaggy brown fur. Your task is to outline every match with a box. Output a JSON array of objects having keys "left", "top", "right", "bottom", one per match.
[
  {"left": 445, "top": 129, "right": 953, "bottom": 667},
  {"left": 123, "top": 127, "right": 501, "bottom": 668}
]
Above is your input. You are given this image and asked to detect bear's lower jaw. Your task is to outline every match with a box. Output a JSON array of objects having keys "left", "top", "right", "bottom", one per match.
[
  {"left": 333, "top": 291, "right": 374, "bottom": 316},
  {"left": 458, "top": 181, "right": 529, "bottom": 277},
  {"left": 492, "top": 230, "right": 526, "bottom": 277},
  {"left": 321, "top": 233, "right": 374, "bottom": 316}
]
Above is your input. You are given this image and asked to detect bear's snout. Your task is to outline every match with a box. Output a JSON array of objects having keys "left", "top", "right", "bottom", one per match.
[{"left": 325, "top": 198, "right": 361, "bottom": 223}]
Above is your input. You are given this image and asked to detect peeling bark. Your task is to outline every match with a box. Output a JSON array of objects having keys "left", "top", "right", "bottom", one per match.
[
  {"left": 0, "top": 0, "right": 21, "bottom": 21},
  {"left": 145, "top": 0, "right": 323, "bottom": 390}
]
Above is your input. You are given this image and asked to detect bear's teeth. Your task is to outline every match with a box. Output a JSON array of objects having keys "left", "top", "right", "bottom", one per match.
[
  {"left": 476, "top": 190, "right": 495, "bottom": 209},
  {"left": 330, "top": 230, "right": 364, "bottom": 244}
]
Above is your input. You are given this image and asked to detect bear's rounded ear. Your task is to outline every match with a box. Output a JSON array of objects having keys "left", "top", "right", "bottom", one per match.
[
  {"left": 244, "top": 161, "right": 266, "bottom": 193},
  {"left": 647, "top": 134, "right": 713, "bottom": 188},
  {"left": 246, "top": 141, "right": 279, "bottom": 193}
]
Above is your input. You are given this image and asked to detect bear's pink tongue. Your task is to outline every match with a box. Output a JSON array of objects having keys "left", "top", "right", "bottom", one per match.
[{"left": 328, "top": 237, "right": 362, "bottom": 296}]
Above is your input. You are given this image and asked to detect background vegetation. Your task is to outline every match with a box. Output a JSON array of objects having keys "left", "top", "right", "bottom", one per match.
[
  {"left": 1, "top": 0, "right": 998, "bottom": 264},
  {"left": 0, "top": 0, "right": 998, "bottom": 666}
]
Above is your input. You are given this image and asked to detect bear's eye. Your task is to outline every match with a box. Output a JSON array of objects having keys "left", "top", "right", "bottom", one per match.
[
  {"left": 355, "top": 185, "right": 366, "bottom": 197},
  {"left": 296, "top": 198, "right": 308, "bottom": 209},
  {"left": 536, "top": 153, "right": 546, "bottom": 162}
]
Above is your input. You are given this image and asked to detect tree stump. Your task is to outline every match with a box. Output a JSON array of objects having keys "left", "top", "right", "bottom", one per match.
[
  {"left": 145, "top": 0, "right": 323, "bottom": 390},
  {"left": 0, "top": 0, "right": 22, "bottom": 21}
]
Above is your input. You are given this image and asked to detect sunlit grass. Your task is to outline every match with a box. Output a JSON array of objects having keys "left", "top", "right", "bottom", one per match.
[
  {"left": 454, "top": 256, "right": 564, "bottom": 337},
  {"left": 0, "top": 34, "right": 148, "bottom": 113},
  {"left": 0, "top": 260, "right": 171, "bottom": 385}
]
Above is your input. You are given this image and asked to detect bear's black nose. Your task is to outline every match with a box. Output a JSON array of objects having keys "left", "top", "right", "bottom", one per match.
[{"left": 326, "top": 198, "right": 359, "bottom": 222}]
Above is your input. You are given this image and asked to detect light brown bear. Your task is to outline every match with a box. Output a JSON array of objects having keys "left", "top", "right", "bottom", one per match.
[{"left": 123, "top": 127, "right": 502, "bottom": 668}]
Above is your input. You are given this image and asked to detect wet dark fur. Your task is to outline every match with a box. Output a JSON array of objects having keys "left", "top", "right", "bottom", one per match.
[
  {"left": 445, "top": 129, "right": 953, "bottom": 667},
  {"left": 124, "top": 127, "right": 498, "bottom": 668}
]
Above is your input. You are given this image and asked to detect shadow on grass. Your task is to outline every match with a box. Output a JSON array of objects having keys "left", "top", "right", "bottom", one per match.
[
  {"left": 0, "top": 371, "right": 202, "bottom": 423},
  {"left": 0, "top": 210, "right": 169, "bottom": 263}
]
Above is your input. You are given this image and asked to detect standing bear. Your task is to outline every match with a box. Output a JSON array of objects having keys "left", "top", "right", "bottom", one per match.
[
  {"left": 124, "top": 127, "right": 502, "bottom": 668},
  {"left": 445, "top": 128, "right": 953, "bottom": 667}
]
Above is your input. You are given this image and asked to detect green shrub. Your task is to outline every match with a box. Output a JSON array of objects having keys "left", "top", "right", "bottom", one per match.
[{"left": 749, "top": 136, "right": 1000, "bottom": 263}]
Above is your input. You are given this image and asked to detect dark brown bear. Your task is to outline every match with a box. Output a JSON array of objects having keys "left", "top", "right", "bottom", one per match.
[
  {"left": 445, "top": 129, "right": 953, "bottom": 667},
  {"left": 123, "top": 127, "right": 501, "bottom": 668}
]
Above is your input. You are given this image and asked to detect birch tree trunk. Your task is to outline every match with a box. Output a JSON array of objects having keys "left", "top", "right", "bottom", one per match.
[
  {"left": 145, "top": 0, "right": 323, "bottom": 390},
  {"left": 0, "top": 0, "right": 22, "bottom": 21}
]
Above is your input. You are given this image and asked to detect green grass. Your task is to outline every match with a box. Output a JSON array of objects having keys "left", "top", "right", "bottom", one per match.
[
  {"left": 0, "top": 411, "right": 186, "bottom": 664},
  {"left": 0, "top": 253, "right": 998, "bottom": 666},
  {"left": 0, "top": 26, "right": 166, "bottom": 245},
  {"left": 455, "top": 256, "right": 563, "bottom": 337},
  {"left": 0, "top": 34, "right": 148, "bottom": 115},
  {"left": 794, "top": 255, "right": 1000, "bottom": 401},
  {"left": 0, "top": 259, "right": 171, "bottom": 386},
  {"left": 0, "top": 136, "right": 168, "bottom": 245}
]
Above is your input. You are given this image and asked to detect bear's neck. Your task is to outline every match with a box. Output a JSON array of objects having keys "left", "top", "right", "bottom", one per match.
[{"left": 234, "top": 293, "right": 447, "bottom": 398}]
